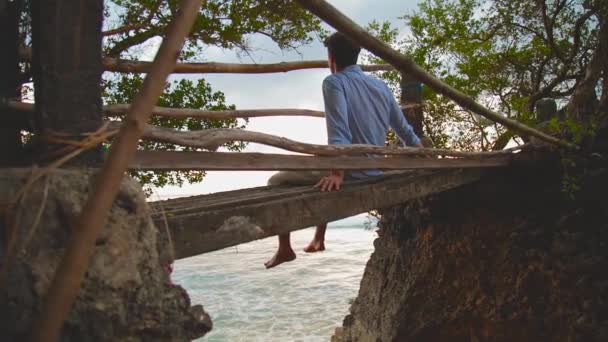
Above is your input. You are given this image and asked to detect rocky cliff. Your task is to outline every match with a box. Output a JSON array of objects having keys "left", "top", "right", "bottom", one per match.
[
  {"left": 340, "top": 164, "right": 608, "bottom": 341},
  {"left": 0, "top": 168, "right": 211, "bottom": 341}
]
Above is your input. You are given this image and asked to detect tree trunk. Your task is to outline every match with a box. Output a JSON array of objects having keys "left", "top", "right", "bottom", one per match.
[
  {"left": 31, "top": 0, "right": 104, "bottom": 165},
  {"left": 0, "top": 0, "right": 24, "bottom": 165}
]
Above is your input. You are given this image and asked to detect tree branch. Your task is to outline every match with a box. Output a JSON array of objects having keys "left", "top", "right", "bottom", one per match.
[
  {"left": 103, "top": 0, "right": 163, "bottom": 37},
  {"left": 111, "top": 122, "right": 527, "bottom": 158},
  {"left": 103, "top": 58, "right": 394, "bottom": 73},
  {"left": 19, "top": 46, "right": 394, "bottom": 73},
  {"left": 6, "top": 100, "right": 408, "bottom": 120},
  {"left": 528, "top": 8, "right": 597, "bottom": 108},
  {"left": 105, "top": 26, "right": 162, "bottom": 57},
  {"left": 568, "top": 33, "right": 604, "bottom": 121}
]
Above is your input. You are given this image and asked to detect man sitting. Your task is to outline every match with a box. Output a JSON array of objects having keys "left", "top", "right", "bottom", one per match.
[{"left": 264, "top": 32, "right": 422, "bottom": 269}]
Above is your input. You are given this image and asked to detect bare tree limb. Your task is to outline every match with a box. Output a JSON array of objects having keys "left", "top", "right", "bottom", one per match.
[
  {"left": 109, "top": 122, "right": 527, "bottom": 158},
  {"left": 19, "top": 46, "right": 393, "bottom": 73},
  {"left": 528, "top": 8, "right": 597, "bottom": 108},
  {"left": 105, "top": 26, "right": 162, "bottom": 57},
  {"left": 102, "top": 0, "right": 163, "bottom": 37},
  {"left": 568, "top": 19, "right": 606, "bottom": 121},
  {"left": 103, "top": 23, "right": 148, "bottom": 37},
  {"left": 103, "top": 58, "right": 394, "bottom": 73},
  {"left": 105, "top": 104, "right": 326, "bottom": 119},
  {"left": 7, "top": 100, "right": 413, "bottom": 121}
]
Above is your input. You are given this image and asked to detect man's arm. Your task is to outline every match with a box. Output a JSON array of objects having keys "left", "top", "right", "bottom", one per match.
[
  {"left": 388, "top": 96, "right": 422, "bottom": 147},
  {"left": 316, "top": 77, "right": 350, "bottom": 191}
]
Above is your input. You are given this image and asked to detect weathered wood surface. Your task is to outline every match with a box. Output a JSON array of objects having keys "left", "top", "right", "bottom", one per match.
[
  {"left": 110, "top": 122, "right": 526, "bottom": 158},
  {"left": 149, "top": 169, "right": 485, "bottom": 260},
  {"left": 9, "top": 100, "right": 408, "bottom": 120},
  {"left": 19, "top": 48, "right": 393, "bottom": 74},
  {"left": 105, "top": 105, "right": 326, "bottom": 119},
  {"left": 130, "top": 151, "right": 513, "bottom": 171},
  {"left": 104, "top": 59, "right": 395, "bottom": 74},
  {"left": 6, "top": 101, "right": 325, "bottom": 119}
]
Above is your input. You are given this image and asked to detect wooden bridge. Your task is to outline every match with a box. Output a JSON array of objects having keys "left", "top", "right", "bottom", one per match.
[{"left": 150, "top": 168, "right": 499, "bottom": 260}]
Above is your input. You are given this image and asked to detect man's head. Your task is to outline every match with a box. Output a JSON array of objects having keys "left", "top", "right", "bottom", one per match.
[{"left": 324, "top": 32, "right": 361, "bottom": 73}]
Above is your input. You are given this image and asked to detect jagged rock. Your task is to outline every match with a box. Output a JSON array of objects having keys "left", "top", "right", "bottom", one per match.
[
  {"left": 340, "top": 166, "right": 608, "bottom": 342},
  {"left": 0, "top": 168, "right": 211, "bottom": 341}
]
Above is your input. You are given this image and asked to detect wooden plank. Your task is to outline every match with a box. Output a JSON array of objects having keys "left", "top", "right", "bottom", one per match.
[
  {"left": 19, "top": 48, "right": 393, "bottom": 74},
  {"left": 130, "top": 151, "right": 513, "bottom": 171},
  {"left": 150, "top": 169, "right": 484, "bottom": 260},
  {"left": 8, "top": 100, "right": 407, "bottom": 120},
  {"left": 103, "top": 59, "right": 394, "bottom": 74},
  {"left": 105, "top": 105, "right": 325, "bottom": 119}
]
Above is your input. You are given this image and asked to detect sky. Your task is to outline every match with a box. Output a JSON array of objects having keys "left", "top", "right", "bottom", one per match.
[{"left": 149, "top": 0, "right": 424, "bottom": 200}]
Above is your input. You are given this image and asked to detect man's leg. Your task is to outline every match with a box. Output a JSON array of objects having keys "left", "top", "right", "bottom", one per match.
[
  {"left": 264, "top": 233, "right": 297, "bottom": 269},
  {"left": 264, "top": 171, "right": 327, "bottom": 268},
  {"left": 303, "top": 223, "right": 327, "bottom": 253}
]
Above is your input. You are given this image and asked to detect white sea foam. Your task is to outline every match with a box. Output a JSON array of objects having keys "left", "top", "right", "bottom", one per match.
[{"left": 173, "top": 217, "right": 376, "bottom": 342}]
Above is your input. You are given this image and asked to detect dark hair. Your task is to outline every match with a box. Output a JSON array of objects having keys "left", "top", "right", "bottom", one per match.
[{"left": 323, "top": 32, "right": 361, "bottom": 69}]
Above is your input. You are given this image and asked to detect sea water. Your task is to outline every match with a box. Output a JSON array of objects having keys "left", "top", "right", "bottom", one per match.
[{"left": 173, "top": 215, "right": 377, "bottom": 342}]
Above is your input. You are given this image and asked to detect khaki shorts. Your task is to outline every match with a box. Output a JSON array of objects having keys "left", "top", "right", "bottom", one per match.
[{"left": 267, "top": 171, "right": 331, "bottom": 186}]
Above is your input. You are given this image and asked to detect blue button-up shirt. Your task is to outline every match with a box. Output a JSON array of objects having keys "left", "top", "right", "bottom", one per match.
[{"left": 323, "top": 65, "right": 421, "bottom": 178}]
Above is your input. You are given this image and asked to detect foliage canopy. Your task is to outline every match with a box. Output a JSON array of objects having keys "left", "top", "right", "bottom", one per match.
[
  {"left": 366, "top": 0, "right": 606, "bottom": 151},
  {"left": 101, "top": 0, "right": 323, "bottom": 191}
]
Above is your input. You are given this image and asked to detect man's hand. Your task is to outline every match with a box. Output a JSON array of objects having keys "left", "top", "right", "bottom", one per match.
[{"left": 314, "top": 171, "right": 344, "bottom": 192}]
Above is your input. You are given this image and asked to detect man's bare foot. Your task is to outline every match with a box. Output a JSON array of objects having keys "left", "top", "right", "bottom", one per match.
[
  {"left": 303, "top": 240, "right": 325, "bottom": 253},
  {"left": 264, "top": 249, "right": 296, "bottom": 269}
]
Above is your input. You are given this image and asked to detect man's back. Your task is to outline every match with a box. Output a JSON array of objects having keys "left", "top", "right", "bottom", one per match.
[{"left": 323, "top": 65, "right": 421, "bottom": 178}]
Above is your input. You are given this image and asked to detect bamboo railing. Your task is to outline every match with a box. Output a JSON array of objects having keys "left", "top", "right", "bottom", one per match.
[
  {"left": 6, "top": 100, "right": 421, "bottom": 120},
  {"left": 18, "top": 47, "right": 393, "bottom": 74},
  {"left": 7, "top": 98, "right": 528, "bottom": 170},
  {"left": 104, "top": 58, "right": 394, "bottom": 74},
  {"left": 6, "top": 101, "right": 326, "bottom": 119}
]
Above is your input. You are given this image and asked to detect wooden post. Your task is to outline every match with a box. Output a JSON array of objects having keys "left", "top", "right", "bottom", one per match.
[
  {"left": 30, "top": 0, "right": 104, "bottom": 165},
  {"left": 400, "top": 73, "right": 424, "bottom": 138},
  {"left": 0, "top": 0, "right": 23, "bottom": 165},
  {"left": 535, "top": 98, "right": 557, "bottom": 122}
]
